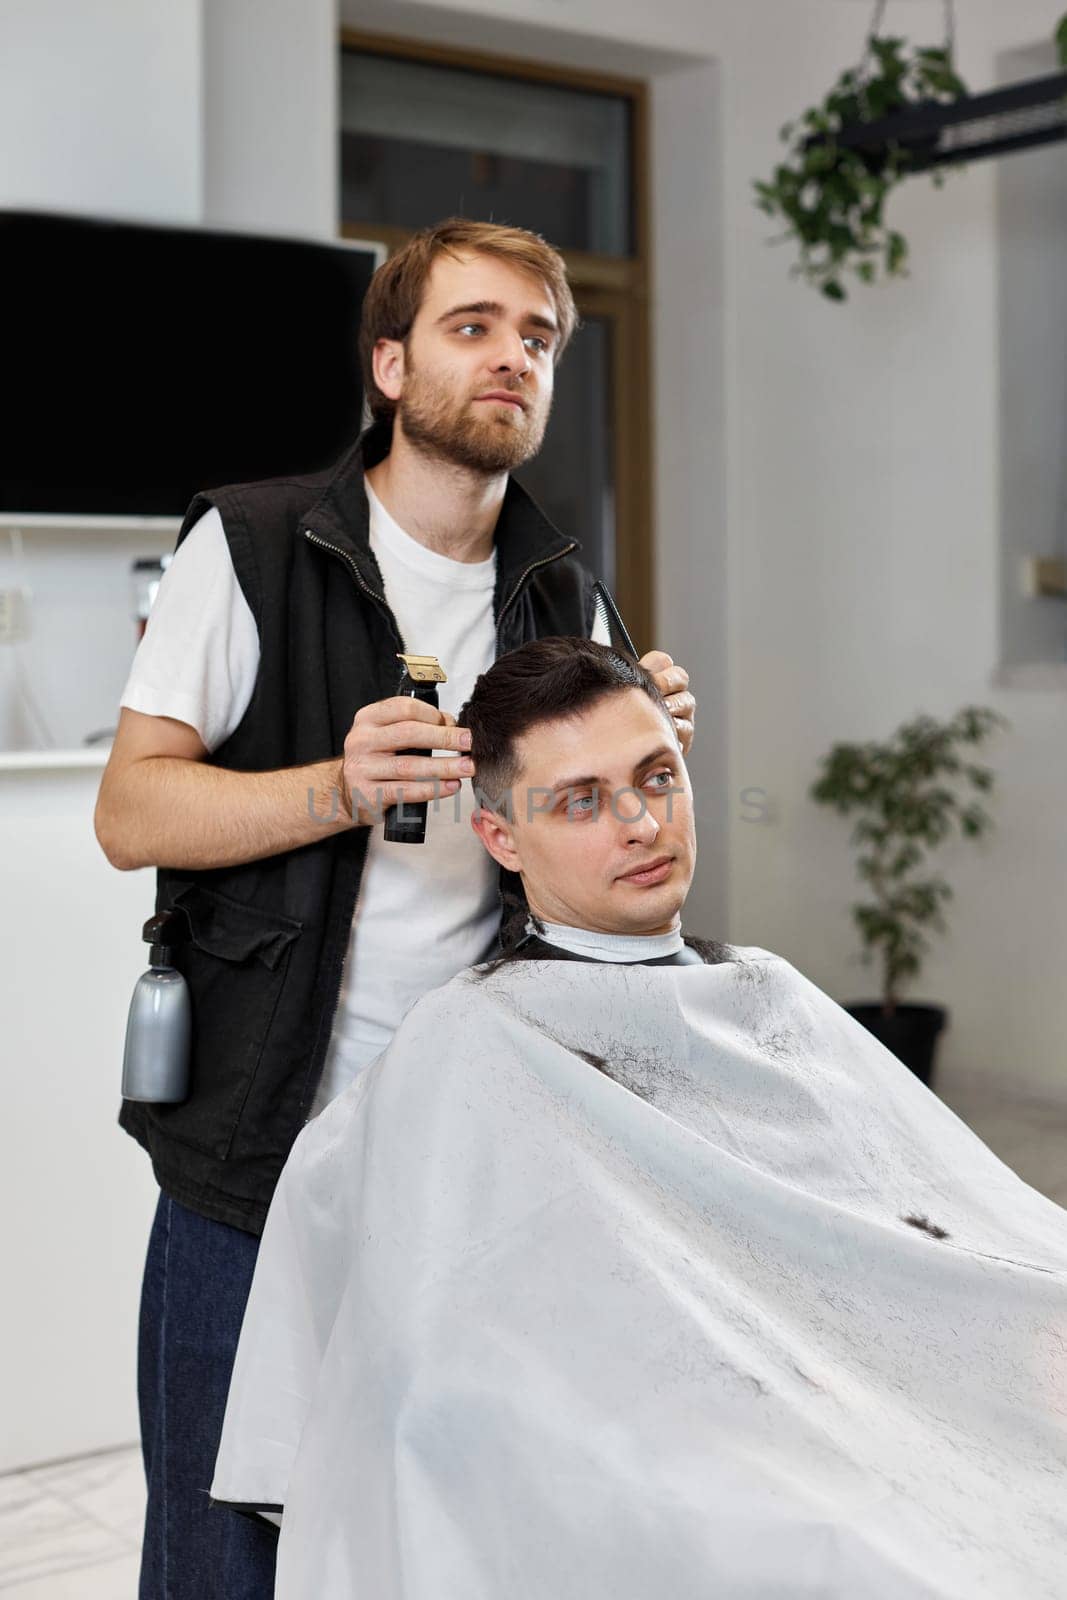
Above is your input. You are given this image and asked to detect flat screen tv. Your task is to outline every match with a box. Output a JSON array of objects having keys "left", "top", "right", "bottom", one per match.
[{"left": 1, "top": 211, "right": 383, "bottom": 517}]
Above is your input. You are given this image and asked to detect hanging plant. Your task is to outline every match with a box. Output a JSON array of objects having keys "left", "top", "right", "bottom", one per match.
[{"left": 753, "top": 2, "right": 969, "bottom": 300}]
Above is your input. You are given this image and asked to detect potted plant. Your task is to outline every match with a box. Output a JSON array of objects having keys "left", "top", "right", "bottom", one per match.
[
  {"left": 753, "top": 14, "right": 969, "bottom": 300},
  {"left": 810, "top": 706, "right": 1006, "bottom": 1084}
]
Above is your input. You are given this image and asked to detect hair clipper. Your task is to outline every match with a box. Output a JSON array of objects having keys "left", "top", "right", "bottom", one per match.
[{"left": 383, "top": 653, "right": 448, "bottom": 845}]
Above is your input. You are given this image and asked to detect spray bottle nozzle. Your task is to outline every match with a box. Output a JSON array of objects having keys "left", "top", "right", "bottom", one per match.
[{"left": 142, "top": 910, "right": 187, "bottom": 967}]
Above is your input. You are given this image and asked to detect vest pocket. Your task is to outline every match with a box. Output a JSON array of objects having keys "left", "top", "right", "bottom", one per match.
[{"left": 144, "top": 883, "right": 303, "bottom": 1162}]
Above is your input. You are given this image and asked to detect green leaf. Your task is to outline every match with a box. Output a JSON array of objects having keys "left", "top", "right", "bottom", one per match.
[
  {"left": 803, "top": 143, "right": 839, "bottom": 176},
  {"left": 753, "top": 33, "right": 973, "bottom": 299},
  {"left": 811, "top": 705, "right": 1004, "bottom": 993},
  {"left": 870, "top": 36, "right": 907, "bottom": 68},
  {"left": 865, "top": 80, "right": 892, "bottom": 118},
  {"left": 918, "top": 64, "right": 968, "bottom": 99},
  {"left": 826, "top": 91, "right": 862, "bottom": 127},
  {"left": 1056, "top": 14, "right": 1067, "bottom": 69}
]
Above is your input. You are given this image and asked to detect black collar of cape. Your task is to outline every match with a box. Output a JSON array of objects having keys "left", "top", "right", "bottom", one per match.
[
  {"left": 302, "top": 420, "right": 580, "bottom": 624},
  {"left": 512, "top": 932, "right": 707, "bottom": 968}
]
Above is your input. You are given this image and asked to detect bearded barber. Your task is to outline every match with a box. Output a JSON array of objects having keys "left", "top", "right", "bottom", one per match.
[{"left": 94, "top": 217, "right": 696, "bottom": 1600}]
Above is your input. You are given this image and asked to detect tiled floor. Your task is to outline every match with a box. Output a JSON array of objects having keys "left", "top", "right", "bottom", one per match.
[
  {"left": 0, "top": 1446, "right": 143, "bottom": 1596},
  {"left": 2, "top": 1087, "right": 1064, "bottom": 1596},
  {"left": 938, "top": 1081, "right": 1067, "bottom": 1210}
]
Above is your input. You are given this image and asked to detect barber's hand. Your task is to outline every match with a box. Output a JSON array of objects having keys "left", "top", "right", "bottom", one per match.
[
  {"left": 640, "top": 651, "right": 696, "bottom": 755},
  {"left": 338, "top": 698, "right": 474, "bottom": 825}
]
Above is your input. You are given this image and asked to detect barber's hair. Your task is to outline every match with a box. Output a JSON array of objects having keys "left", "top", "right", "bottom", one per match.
[
  {"left": 456, "top": 636, "right": 672, "bottom": 818},
  {"left": 358, "top": 218, "right": 579, "bottom": 425}
]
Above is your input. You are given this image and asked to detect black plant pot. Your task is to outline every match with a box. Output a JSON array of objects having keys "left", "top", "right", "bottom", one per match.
[{"left": 845, "top": 1003, "right": 948, "bottom": 1087}]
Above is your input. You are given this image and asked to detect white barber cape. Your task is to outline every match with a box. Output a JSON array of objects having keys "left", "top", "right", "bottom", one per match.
[{"left": 212, "top": 949, "right": 1067, "bottom": 1598}]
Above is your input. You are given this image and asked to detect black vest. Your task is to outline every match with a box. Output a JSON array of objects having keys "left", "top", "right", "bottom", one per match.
[{"left": 119, "top": 424, "right": 598, "bottom": 1234}]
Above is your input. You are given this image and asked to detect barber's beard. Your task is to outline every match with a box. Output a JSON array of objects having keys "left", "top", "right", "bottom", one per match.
[{"left": 397, "top": 361, "right": 549, "bottom": 474}]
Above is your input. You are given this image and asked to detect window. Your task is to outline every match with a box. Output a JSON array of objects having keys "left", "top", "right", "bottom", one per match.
[
  {"left": 341, "top": 51, "right": 633, "bottom": 257},
  {"left": 339, "top": 32, "right": 652, "bottom": 647}
]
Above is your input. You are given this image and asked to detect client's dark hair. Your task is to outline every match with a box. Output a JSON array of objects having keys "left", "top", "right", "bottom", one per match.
[
  {"left": 458, "top": 636, "right": 668, "bottom": 814},
  {"left": 456, "top": 637, "right": 731, "bottom": 969}
]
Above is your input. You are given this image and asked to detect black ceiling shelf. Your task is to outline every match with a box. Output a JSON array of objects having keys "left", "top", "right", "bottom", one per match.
[{"left": 805, "top": 70, "right": 1067, "bottom": 172}]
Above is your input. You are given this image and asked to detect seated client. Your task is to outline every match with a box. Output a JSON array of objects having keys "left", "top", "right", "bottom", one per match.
[{"left": 211, "top": 638, "right": 1067, "bottom": 1600}]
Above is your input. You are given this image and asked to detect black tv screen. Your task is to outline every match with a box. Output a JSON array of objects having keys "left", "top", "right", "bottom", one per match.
[{"left": 1, "top": 211, "right": 381, "bottom": 516}]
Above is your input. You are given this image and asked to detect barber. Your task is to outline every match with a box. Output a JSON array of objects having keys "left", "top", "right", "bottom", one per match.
[{"left": 94, "top": 218, "right": 696, "bottom": 1600}]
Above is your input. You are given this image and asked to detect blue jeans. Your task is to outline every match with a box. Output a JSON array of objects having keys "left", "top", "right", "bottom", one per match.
[{"left": 137, "top": 1192, "right": 278, "bottom": 1599}]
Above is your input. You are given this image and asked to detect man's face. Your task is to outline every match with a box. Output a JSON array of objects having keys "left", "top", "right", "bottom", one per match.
[
  {"left": 376, "top": 250, "right": 559, "bottom": 473},
  {"left": 473, "top": 689, "right": 697, "bottom": 937}
]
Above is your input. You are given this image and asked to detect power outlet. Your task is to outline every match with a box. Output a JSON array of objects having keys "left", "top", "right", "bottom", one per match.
[{"left": 0, "top": 586, "right": 31, "bottom": 642}]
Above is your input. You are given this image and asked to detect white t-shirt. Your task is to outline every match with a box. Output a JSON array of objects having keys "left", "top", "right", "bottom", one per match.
[{"left": 121, "top": 484, "right": 610, "bottom": 1113}]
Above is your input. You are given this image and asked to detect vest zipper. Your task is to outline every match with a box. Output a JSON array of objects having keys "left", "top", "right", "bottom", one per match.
[
  {"left": 307, "top": 526, "right": 578, "bottom": 650},
  {"left": 303, "top": 527, "right": 406, "bottom": 652},
  {"left": 495, "top": 542, "right": 578, "bottom": 646}
]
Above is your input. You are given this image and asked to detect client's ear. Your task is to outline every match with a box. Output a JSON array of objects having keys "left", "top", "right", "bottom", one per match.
[{"left": 470, "top": 805, "right": 521, "bottom": 872}]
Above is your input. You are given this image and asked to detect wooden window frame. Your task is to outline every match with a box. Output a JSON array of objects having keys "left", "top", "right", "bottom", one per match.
[{"left": 338, "top": 27, "right": 654, "bottom": 651}]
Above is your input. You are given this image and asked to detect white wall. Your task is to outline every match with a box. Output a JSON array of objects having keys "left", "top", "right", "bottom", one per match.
[
  {"left": 0, "top": 0, "right": 205, "bottom": 1469},
  {"left": 649, "top": 57, "right": 729, "bottom": 941},
  {"left": 203, "top": 0, "right": 339, "bottom": 237},
  {"left": 0, "top": 0, "right": 343, "bottom": 240},
  {"left": 0, "top": 0, "right": 206, "bottom": 1474},
  {"left": 717, "top": 0, "right": 1067, "bottom": 1108},
  {"left": 997, "top": 39, "right": 1067, "bottom": 670},
  {"left": 0, "top": 0, "right": 203, "bottom": 223}
]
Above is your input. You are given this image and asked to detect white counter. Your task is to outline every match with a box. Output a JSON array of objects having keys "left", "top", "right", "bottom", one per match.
[{"left": 1, "top": 755, "right": 160, "bottom": 1471}]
